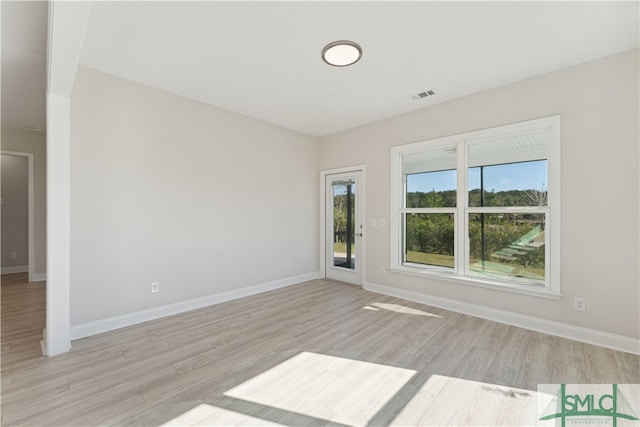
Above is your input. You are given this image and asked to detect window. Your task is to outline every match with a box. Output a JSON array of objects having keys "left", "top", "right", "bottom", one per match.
[{"left": 391, "top": 116, "right": 561, "bottom": 297}]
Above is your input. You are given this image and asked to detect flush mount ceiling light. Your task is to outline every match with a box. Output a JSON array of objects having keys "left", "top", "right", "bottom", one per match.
[{"left": 322, "top": 40, "right": 362, "bottom": 67}]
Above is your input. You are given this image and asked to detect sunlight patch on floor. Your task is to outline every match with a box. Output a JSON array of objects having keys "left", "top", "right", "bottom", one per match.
[
  {"left": 160, "top": 404, "right": 283, "bottom": 426},
  {"left": 393, "top": 374, "right": 542, "bottom": 426},
  {"left": 160, "top": 356, "right": 560, "bottom": 426},
  {"left": 363, "top": 302, "right": 443, "bottom": 317},
  {"left": 224, "top": 351, "right": 416, "bottom": 426}
]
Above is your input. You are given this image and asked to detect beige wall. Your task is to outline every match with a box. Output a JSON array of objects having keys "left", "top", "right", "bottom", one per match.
[
  {"left": 68, "top": 50, "right": 638, "bottom": 342},
  {"left": 70, "top": 67, "right": 319, "bottom": 325},
  {"left": 1, "top": 155, "right": 28, "bottom": 269},
  {"left": 319, "top": 49, "right": 639, "bottom": 339},
  {"left": 1, "top": 127, "right": 47, "bottom": 277}
]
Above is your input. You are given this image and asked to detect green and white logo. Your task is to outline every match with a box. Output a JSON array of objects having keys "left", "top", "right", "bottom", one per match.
[{"left": 538, "top": 384, "right": 639, "bottom": 426}]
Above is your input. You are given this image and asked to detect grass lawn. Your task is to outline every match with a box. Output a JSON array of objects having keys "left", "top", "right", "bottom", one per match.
[
  {"left": 333, "top": 242, "right": 355, "bottom": 254},
  {"left": 341, "top": 246, "right": 543, "bottom": 282},
  {"left": 406, "top": 251, "right": 454, "bottom": 268}
]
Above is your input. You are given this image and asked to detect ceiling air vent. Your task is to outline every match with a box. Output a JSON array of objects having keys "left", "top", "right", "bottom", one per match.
[{"left": 412, "top": 90, "right": 435, "bottom": 100}]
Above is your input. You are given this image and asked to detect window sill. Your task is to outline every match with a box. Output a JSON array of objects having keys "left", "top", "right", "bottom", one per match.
[{"left": 388, "top": 266, "right": 562, "bottom": 300}]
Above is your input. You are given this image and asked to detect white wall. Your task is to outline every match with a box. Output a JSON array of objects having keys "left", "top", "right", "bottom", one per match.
[
  {"left": 70, "top": 66, "right": 319, "bottom": 325},
  {"left": 319, "top": 49, "right": 639, "bottom": 340},
  {"left": 1, "top": 154, "right": 28, "bottom": 269},
  {"left": 1, "top": 127, "right": 47, "bottom": 277}
]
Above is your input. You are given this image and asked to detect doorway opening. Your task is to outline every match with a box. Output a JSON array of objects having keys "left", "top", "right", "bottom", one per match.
[{"left": 1, "top": 151, "right": 35, "bottom": 282}]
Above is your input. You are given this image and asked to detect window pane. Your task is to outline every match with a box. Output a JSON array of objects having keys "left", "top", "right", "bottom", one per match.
[
  {"left": 404, "top": 146, "right": 457, "bottom": 208},
  {"left": 406, "top": 170, "right": 456, "bottom": 208},
  {"left": 468, "top": 161, "right": 547, "bottom": 207},
  {"left": 468, "top": 131, "right": 548, "bottom": 207},
  {"left": 332, "top": 179, "right": 356, "bottom": 269},
  {"left": 404, "top": 213, "right": 454, "bottom": 268},
  {"left": 468, "top": 213, "right": 545, "bottom": 285}
]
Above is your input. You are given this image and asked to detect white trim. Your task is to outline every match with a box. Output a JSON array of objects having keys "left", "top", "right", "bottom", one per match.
[
  {"left": 364, "top": 281, "right": 639, "bottom": 355},
  {"left": 33, "top": 273, "right": 47, "bottom": 282},
  {"left": 2, "top": 151, "right": 35, "bottom": 283},
  {"left": 70, "top": 272, "right": 321, "bottom": 340},
  {"left": 390, "top": 151, "right": 402, "bottom": 269},
  {"left": 390, "top": 115, "right": 561, "bottom": 295},
  {"left": 547, "top": 116, "right": 562, "bottom": 294},
  {"left": 324, "top": 171, "right": 364, "bottom": 285},
  {"left": 46, "top": 0, "right": 92, "bottom": 356},
  {"left": 46, "top": 94, "right": 72, "bottom": 356},
  {"left": 388, "top": 266, "right": 561, "bottom": 299},
  {"left": 1, "top": 265, "right": 29, "bottom": 275}
]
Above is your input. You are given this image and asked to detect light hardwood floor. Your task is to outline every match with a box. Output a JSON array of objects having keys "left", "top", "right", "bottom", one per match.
[{"left": 1, "top": 273, "right": 638, "bottom": 426}]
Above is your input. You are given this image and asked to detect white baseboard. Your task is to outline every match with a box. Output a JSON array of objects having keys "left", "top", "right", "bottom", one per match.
[
  {"left": 70, "top": 271, "right": 322, "bottom": 340},
  {"left": 1, "top": 265, "right": 28, "bottom": 274},
  {"left": 32, "top": 273, "right": 47, "bottom": 282},
  {"left": 364, "top": 281, "right": 640, "bottom": 356}
]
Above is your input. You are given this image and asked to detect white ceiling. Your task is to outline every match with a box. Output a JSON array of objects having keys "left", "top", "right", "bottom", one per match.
[{"left": 3, "top": 1, "right": 639, "bottom": 137}]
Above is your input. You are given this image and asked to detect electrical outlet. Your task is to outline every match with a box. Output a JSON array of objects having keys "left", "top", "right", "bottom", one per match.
[
  {"left": 151, "top": 282, "right": 160, "bottom": 294},
  {"left": 284, "top": 260, "right": 290, "bottom": 270},
  {"left": 10, "top": 252, "right": 17, "bottom": 260},
  {"left": 381, "top": 266, "right": 386, "bottom": 274},
  {"left": 574, "top": 297, "right": 586, "bottom": 311}
]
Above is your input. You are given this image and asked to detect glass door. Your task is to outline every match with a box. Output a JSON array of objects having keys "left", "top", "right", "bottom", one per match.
[{"left": 325, "top": 171, "right": 362, "bottom": 285}]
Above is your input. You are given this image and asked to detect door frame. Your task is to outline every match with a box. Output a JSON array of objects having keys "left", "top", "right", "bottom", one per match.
[
  {"left": 320, "top": 165, "right": 366, "bottom": 286},
  {"left": 1, "top": 151, "right": 36, "bottom": 283}
]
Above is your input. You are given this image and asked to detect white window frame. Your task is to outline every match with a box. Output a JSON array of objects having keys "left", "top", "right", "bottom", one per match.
[{"left": 390, "top": 116, "right": 561, "bottom": 299}]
